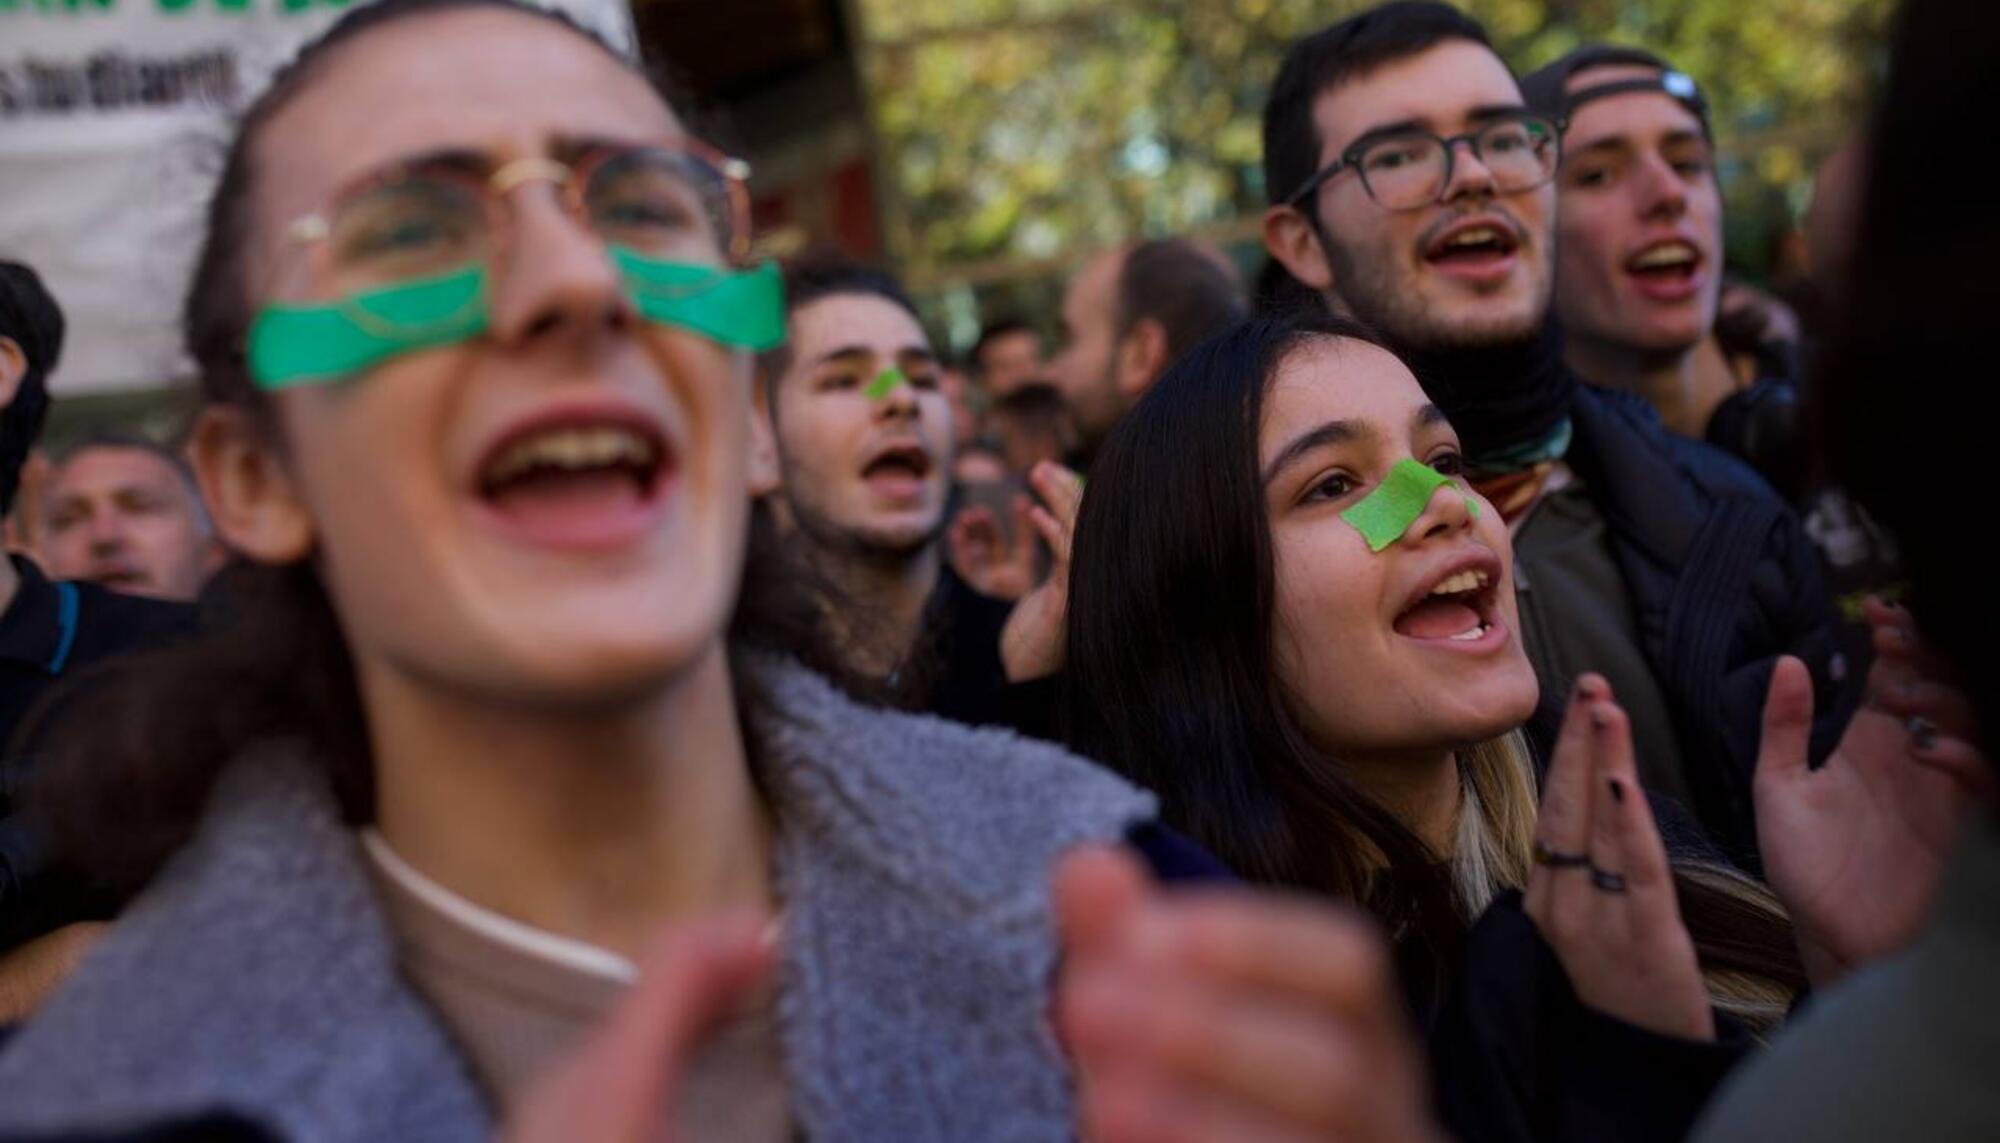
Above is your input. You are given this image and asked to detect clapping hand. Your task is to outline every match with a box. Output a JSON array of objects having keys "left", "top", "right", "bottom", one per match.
[{"left": 1524, "top": 675, "right": 1714, "bottom": 1041}]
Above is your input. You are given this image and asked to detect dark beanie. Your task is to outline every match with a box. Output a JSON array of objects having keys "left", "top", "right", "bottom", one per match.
[{"left": 1521, "top": 44, "right": 1711, "bottom": 139}]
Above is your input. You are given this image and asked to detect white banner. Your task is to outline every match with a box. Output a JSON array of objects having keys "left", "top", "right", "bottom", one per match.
[{"left": 0, "top": 0, "right": 633, "bottom": 396}]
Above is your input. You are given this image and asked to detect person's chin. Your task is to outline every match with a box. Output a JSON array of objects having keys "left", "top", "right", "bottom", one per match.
[
  {"left": 852, "top": 515, "right": 944, "bottom": 558},
  {"left": 1621, "top": 314, "right": 1708, "bottom": 356},
  {"left": 1415, "top": 282, "right": 1545, "bottom": 345}
]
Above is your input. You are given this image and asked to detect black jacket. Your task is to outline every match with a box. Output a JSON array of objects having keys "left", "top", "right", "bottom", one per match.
[
  {"left": 1, "top": 557, "right": 198, "bottom": 949},
  {"left": 1432, "top": 891, "right": 1753, "bottom": 1143},
  {"left": 1530, "top": 384, "right": 1860, "bottom": 863}
]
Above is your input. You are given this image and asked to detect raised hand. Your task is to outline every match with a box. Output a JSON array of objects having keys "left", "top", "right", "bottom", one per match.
[
  {"left": 502, "top": 912, "right": 777, "bottom": 1143},
  {"left": 947, "top": 501, "right": 1037, "bottom": 603},
  {"left": 1524, "top": 676, "right": 1714, "bottom": 1041},
  {"left": 1054, "top": 847, "right": 1444, "bottom": 1143},
  {"left": 1001, "top": 460, "right": 1085, "bottom": 682},
  {"left": 1755, "top": 632, "right": 1986, "bottom": 988},
  {"left": 1850, "top": 597, "right": 1993, "bottom": 797}
]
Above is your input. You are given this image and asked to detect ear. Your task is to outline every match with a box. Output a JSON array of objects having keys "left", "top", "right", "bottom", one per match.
[
  {"left": 1114, "top": 317, "right": 1169, "bottom": 399},
  {"left": 747, "top": 370, "right": 782, "bottom": 499},
  {"left": 0, "top": 336, "right": 27, "bottom": 412},
  {"left": 187, "top": 405, "right": 315, "bottom": 564},
  {"left": 1261, "top": 204, "right": 1336, "bottom": 294}
]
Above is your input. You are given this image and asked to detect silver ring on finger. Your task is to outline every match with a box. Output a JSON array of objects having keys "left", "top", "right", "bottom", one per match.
[
  {"left": 1589, "top": 866, "right": 1628, "bottom": 894},
  {"left": 1533, "top": 841, "right": 1591, "bottom": 868}
]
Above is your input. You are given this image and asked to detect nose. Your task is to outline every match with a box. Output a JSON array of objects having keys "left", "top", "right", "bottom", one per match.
[
  {"left": 1439, "top": 137, "right": 1500, "bottom": 204},
  {"left": 875, "top": 374, "right": 920, "bottom": 420},
  {"left": 484, "top": 178, "right": 631, "bottom": 350},
  {"left": 1633, "top": 154, "right": 1689, "bottom": 222},
  {"left": 1405, "top": 477, "right": 1477, "bottom": 545},
  {"left": 86, "top": 512, "right": 127, "bottom": 555}
]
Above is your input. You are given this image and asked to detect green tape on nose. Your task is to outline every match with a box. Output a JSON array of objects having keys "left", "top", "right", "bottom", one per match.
[
  {"left": 1340, "top": 458, "right": 1481, "bottom": 553},
  {"left": 865, "top": 367, "right": 907, "bottom": 401}
]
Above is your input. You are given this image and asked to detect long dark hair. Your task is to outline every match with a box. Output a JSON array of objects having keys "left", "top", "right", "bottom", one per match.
[
  {"left": 1063, "top": 312, "right": 1474, "bottom": 981},
  {"left": 24, "top": 0, "right": 837, "bottom": 901},
  {"left": 1063, "top": 311, "right": 1805, "bottom": 1019}
]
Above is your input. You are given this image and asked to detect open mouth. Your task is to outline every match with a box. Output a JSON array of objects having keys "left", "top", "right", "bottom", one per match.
[
  {"left": 1393, "top": 565, "right": 1501, "bottom": 643},
  {"left": 476, "top": 419, "right": 671, "bottom": 530},
  {"left": 1424, "top": 221, "right": 1520, "bottom": 268},
  {"left": 1624, "top": 240, "right": 1701, "bottom": 286},
  {"left": 862, "top": 444, "right": 933, "bottom": 484},
  {"left": 91, "top": 567, "right": 150, "bottom": 591}
]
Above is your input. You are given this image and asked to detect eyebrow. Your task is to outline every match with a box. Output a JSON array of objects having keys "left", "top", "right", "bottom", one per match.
[
  {"left": 1263, "top": 419, "right": 1367, "bottom": 485},
  {"left": 1339, "top": 104, "right": 1531, "bottom": 156},
  {"left": 813, "top": 344, "right": 936, "bottom": 368},
  {"left": 380, "top": 135, "right": 667, "bottom": 178},
  {"left": 1261, "top": 403, "right": 1448, "bottom": 485},
  {"left": 1567, "top": 127, "right": 1709, "bottom": 160}
]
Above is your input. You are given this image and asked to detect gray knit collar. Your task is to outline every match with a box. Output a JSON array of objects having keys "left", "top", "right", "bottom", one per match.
[{"left": 0, "top": 654, "right": 1154, "bottom": 1141}]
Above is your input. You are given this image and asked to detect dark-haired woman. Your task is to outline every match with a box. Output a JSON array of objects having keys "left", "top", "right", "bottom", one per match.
[
  {"left": 0, "top": 4, "right": 1448, "bottom": 1140},
  {"left": 1063, "top": 311, "right": 1978, "bottom": 1142}
]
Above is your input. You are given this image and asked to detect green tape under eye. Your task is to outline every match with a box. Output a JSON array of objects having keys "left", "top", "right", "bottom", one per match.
[
  {"left": 248, "top": 266, "right": 490, "bottom": 390},
  {"left": 1340, "top": 458, "right": 1481, "bottom": 553},
  {"left": 865, "top": 367, "right": 908, "bottom": 401},
  {"left": 610, "top": 248, "right": 787, "bottom": 353},
  {"left": 248, "top": 248, "right": 788, "bottom": 390}
]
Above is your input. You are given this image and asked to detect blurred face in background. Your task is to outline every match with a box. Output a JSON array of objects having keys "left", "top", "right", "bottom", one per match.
[
  {"left": 1553, "top": 69, "right": 1723, "bottom": 358},
  {"left": 766, "top": 293, "right": 953, "bottom": 558},
  {"left": 41, "top": 444, "right": 218, "bottom": 600},
  {"left": 1044, "top": 249, "right": 1131, "bottom": 452},
  {"left": 939, "top": 363, "right": 982, "bottom": 450},
  {"left": 974, "top": 328, "right": 1043, "bottom": 399}
]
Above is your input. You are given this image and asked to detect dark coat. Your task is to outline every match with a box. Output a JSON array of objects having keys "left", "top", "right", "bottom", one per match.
[{"left": 1529, "top": 384, "right": 1861, "bottom": 863}]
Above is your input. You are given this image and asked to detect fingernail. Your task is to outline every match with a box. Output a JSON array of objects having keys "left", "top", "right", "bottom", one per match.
[
  {"left": 758, "top": 915, "right": 786, "bottom": 955},
  {"left": 1589, "top": 706, "right": 1609, "bottom": 731},
  {"left": 1908, "top": 716, "right": 1938, "bottom": 750},
  {"left": 1608, "top": 777, "right": 1625, "bottom": 804}
]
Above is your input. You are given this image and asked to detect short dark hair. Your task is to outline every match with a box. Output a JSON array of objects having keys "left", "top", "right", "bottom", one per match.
[
  {"left": 970, "top": 318, "right": 1037, "bottom": 375},
  {"left": 758, "top": 253, "right": 922, "bottom": 397},
  {"left": 1261, "top": 2, "right": 1494, "bottom": 208},
  {"left": 990, "top": 380, "right": 1067, "bottom": 421},
  {"left": 52, "top": 430, "right": 203, "bottom": 503},
  {"left": 1114, "top": 239, "right": 1250, "bottom": 369},
  {"left": 0, "top": 260, "right": 65, "bottom": 518}
]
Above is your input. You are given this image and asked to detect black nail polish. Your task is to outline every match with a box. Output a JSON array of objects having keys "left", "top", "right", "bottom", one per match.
[
  {"left": 1909, "top": 716, "right": 1939, "bottom": 750},
  {"left": 1608, "top": 777, "right": 1625, "bottom": 804}
]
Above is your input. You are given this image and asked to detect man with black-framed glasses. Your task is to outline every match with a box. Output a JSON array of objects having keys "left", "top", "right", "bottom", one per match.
[{"left": 1258, "top": 1, "right": 1858, "bottom": 867}]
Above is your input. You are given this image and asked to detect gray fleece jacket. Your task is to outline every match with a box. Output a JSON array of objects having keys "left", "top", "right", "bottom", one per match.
[{"left": 0, "top": 655, "right": 1155, "bottom": 1141}]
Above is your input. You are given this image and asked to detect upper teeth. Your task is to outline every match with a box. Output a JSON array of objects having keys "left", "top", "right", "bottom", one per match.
[
  {"left": 1447, "top": 227, "right": 1502, "bottom": 248},
  {"left": 1632, "top": 243, "right": 1695, "bottom": 269},
  {"left": 1430, "top": 569, "right": 1490, "bottom": 597},
  {"left": 485, "top": 427, "right": 656, "bottom": 485}
]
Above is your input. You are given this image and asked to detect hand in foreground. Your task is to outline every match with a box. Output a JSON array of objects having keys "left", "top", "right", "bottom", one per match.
[
  {"left": 503, "top": 912, "right": 777, "bottom": 1143},
  {"left": 1054, "top": 846, "right": 1444, "bottom": 1143},
  {"left": 1756, "top": 623, "right": 1986, "bottom": 987},
  {"left": 1524, "top": 675, "right": 1714, "bottom": 1041}
]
